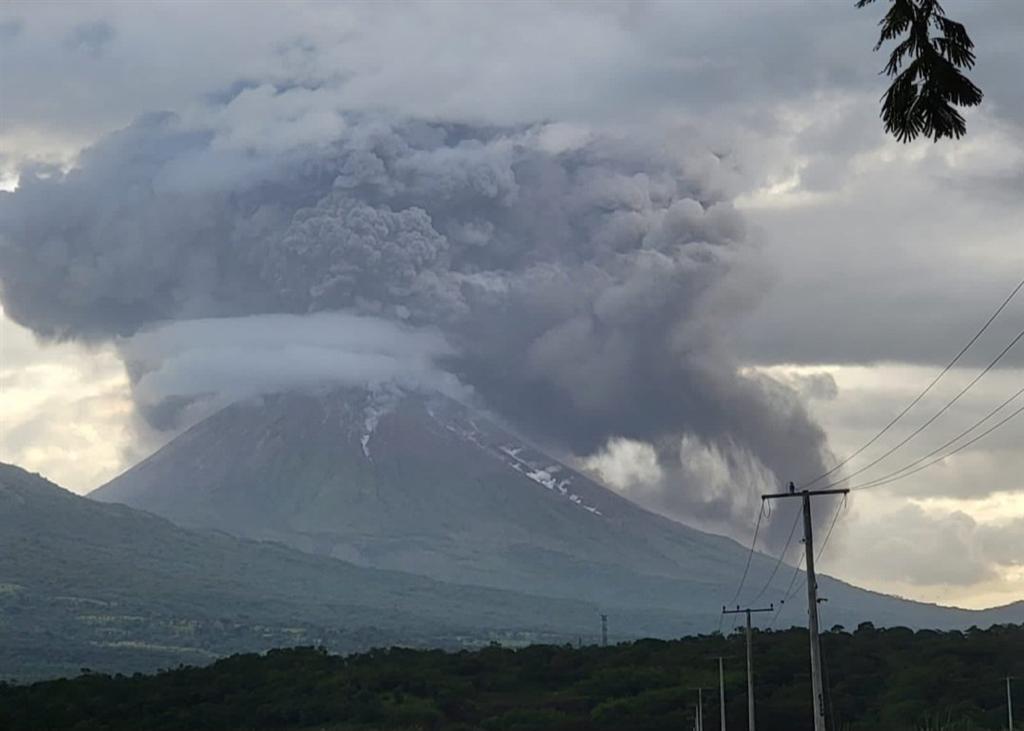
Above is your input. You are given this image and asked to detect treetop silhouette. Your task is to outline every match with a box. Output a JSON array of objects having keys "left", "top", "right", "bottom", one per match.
[{"left": 857, "top": 0, "right": 983, "bottom": 142}]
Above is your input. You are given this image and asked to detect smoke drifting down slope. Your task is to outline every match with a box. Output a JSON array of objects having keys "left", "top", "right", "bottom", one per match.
[{"left": 0, "top": 91, "right": 830, "bottom": 539}]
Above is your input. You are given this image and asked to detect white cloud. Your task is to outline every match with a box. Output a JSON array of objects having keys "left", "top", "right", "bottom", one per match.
[
  {"left": 0, "top": 310, "right": 135, "bottom": 492},
  {"left": 823, "top": 490, "right": 1024, "bottom": 609},
  {"left": 120, "top": 312, "right": 467, "bottom": 430}
]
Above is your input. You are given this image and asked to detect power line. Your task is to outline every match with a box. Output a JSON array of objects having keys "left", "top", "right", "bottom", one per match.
[
  {"left": 765, "top": 308, "right": 1024, "bottom": 642},
  {"left": 750, "top": 508, "right": 802, "bottom": 604},
  {"left": 757, "top": 277, "right": 1024, "bottom": 622},
  {"left": 763, "top": 282, "right": 1024, "bottom": 637},
  {"left": 819, "top": 323, "right": 1024, "bottom": 490},
  {"left": 735, "top": 274, "right": 1024, "bottom": 656},
  {"left": 769, "top": 554, "right": 804, "bottom": 630},
  {"left": 768, "top": 495, "right": 847, "bottom": 629},
  {"left": 728, "top": 503, "right": 765, "bottom": 607},
  {"left": 765, "top": 386, "right": 1019, "bottom": 616},
  {"left": 802, "top": 274, "right": 1024, "bottom": 489},
  {"left": 812, "top": 494, "right": 848, "bottom": 564},
  {"left": 851, "top": 399, "right": 1024, "bottom": 492},
  {"left": 850, "top": 384, "right": 1024, "bottom": 491}
]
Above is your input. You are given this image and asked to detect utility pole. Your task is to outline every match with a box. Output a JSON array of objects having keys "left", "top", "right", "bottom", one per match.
[
  {"left": 722, "top": 605, "right": 773, "bottom": 731},
  {"left": 1009, "top": 676, "right": 1015, "bottom": 731},
  {"left": 763, "top": 483, "right": 849, "bottom": 731},
  {"left": 688, "top": 687, "right": 706, "bottom": 731},
  {"left": 718, "top": 657, "right": 727, "bottom": 731},
  {"left": 600, "top": 613, "right": 608, "bottom": 647}
]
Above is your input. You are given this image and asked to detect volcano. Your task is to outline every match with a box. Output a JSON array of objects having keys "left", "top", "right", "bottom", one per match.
[{"left": 93, "top": 388, "right": 1023, "bottom": 631}]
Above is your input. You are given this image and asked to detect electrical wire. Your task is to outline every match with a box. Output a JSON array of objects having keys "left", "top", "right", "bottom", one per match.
[
  {"left": 851, "top": 399, "right": 1024, "bottom": 492},
  {"left": 818, "top": 324, "right": 1024, "bottom": 490},
  {"left": 742, "top": 274, "right": 1024, "bottom": 636},
  {"left": 750, "top": 507, "right": 802, "bottom": 604},
  {"left": 768, "top": 495, "right": 847, "bottom": 628},
  {"left": 727, "top": 503, "right": 765, "bottom": 607},
  {"left": 812, "top": 494, "right": 848, "bottom": 565},
  {"left": 769, "top": 555, "right": 804, "bottom": 630},
  {"left": 849, "top": 384, "right": 1024, "bottom": 491},
  {"left": 802, "top": 274, "right": 1024, "bottom": 489},
  {"left": 787, "top": 499, "right": 845, "bottom": 604}
]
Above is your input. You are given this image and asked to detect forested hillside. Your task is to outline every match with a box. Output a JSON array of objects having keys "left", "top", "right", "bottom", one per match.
[{"left": 4, "top": 623, "right": 1020, "bottom": 731}]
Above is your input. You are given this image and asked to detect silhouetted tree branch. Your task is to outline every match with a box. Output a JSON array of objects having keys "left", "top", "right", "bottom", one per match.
[{"left": 857, "top": 0, "right": 982, "bottom": 142}]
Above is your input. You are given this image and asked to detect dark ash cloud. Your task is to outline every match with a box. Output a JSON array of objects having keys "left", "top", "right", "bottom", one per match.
[{"left": 0, "top": 99, "right": 832, "bottom": 540}]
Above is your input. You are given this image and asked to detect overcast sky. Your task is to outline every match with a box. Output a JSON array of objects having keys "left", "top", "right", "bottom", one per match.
[{"left": 1, "top": 1, "right": 1022, "bottom": 610}]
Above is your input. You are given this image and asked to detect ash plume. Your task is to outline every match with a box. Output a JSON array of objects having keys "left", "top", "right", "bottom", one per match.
[{"left": 0, "top": 88, "right": 831, "bottom": 543}]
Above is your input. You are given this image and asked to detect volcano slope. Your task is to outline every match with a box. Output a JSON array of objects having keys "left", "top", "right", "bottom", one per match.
[{"left": 93, "top": 388, "right": 1024, "bottom": 632}]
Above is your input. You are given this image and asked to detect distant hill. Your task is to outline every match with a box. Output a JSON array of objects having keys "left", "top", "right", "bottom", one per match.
[
  {"left": 92, "top": 388, "right": 1024, "bottom": 633},
  {"left": 0, "top": 462, "right": 622, "bottom": 680}
]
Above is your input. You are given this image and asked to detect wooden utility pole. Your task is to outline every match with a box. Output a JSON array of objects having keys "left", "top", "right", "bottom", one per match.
[
  {"left": 722, "top": 605, "right": 773, "bottom": 731},
  {"left": 762, "top": 483, "right": 848, "bottom": 731},
  {"left": 600, "top": 614, "right": 608, "bottom": 647}
]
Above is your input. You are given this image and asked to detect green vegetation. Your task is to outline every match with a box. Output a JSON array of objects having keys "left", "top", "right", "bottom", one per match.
[{"left": 3, "top": 623, "right": 1020, "bottom": 731}]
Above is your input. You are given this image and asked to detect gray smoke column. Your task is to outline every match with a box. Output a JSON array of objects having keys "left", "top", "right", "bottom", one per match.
[{"left": 0, "top": 88, "right": 831, "bottom": 542}]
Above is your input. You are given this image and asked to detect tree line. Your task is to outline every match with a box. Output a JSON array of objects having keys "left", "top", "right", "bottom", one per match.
[{"left": 2, "top": 622, "right": 1020, "bottom": 731}]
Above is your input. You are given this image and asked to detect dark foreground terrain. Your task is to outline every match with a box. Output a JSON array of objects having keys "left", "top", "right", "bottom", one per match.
[{"left": 3, "top": 623, "right": 1020, "bottom": 731}]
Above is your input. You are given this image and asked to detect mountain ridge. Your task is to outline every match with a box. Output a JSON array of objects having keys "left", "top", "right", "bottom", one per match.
[
  {"left": 0, "top": 461, "right": 644, "bottom": 679},
  {"left": 92, "top": 387, "right": 1024, "bottom": 630}
]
